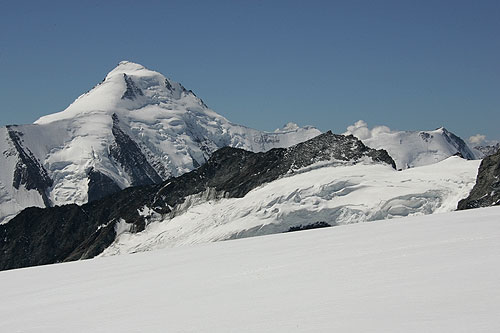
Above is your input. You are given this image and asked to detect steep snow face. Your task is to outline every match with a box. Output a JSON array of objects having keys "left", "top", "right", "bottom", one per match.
[
  {"left": 2, "top": 206, "right": 499, "bottom": 332},
  {"left": 344, "top": 120, "right": 477, "bottom": 169},
  {"left": 0, "top": 128, "right": 47, "bottom": 224},
  {"left": 0, "top": 61, "right": 320, "bottom": 223},
  {"left": 101, "top": 156, "right": 480, "bottom": 256}
]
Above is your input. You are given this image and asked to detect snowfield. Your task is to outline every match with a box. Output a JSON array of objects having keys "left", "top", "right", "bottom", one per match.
[
  {"left": 1, "top": 206, "right": 499, "bottom": 332},
  {"left": 101, "top": 156, "right": 480, "bottom": 256}
]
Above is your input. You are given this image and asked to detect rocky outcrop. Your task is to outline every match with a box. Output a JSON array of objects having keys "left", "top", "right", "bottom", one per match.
[
  {"left": 109, "top": 114, "right": 163, "bottom": 186},
  {"left": 121, "top": 73, "right": 144, "bottom": 100},
  {"left": 457, "top": 148, "right": 500, "bottom": 210},
  {"left": 0, "top": 132, "right": 395, "bottom": 271},
  {"left": 6, "top": 126, "right": 52, "bottom": 206},
  {"left": 87, "top": 168, "right": 122, "bottom": 202}
]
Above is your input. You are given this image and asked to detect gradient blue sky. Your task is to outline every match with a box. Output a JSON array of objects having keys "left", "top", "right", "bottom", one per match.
[{"left": 1, "top": 0, "right": 499, "bottom": 143}]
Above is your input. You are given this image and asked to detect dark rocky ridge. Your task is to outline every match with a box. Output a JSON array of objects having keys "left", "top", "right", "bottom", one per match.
[
  {"left": 0, "top": 131, "right": 395, "bottom": 271},
  {"left": 87, "top": 168, "right": 122, "bottom": 202},
  {"left": 457, "top": 148, "right": 500, "bottom": 210}
]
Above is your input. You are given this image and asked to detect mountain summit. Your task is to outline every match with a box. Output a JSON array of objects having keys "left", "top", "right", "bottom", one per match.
[
  {"left": 0, "top": 61, "right": 321, "bottom": 223},
  {"left": 35, "top": 61, "right": 198, "bottom": 124}
]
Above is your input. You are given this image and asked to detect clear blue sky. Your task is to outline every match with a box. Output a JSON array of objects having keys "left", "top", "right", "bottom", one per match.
[{"left": 1, "top": 0, "right": 499, "bottom": 143}]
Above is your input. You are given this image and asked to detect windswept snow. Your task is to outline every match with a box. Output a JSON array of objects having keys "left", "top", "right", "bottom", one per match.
[
  {"left": 101, "top": 156, "right": 480, "bottom": 256},
  {"left": 1, "top": 206, "right": 499, "bottom": 332}
]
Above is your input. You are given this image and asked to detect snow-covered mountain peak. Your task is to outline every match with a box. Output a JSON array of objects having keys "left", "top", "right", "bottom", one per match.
[
  {"left": 105, "top": 60, "right": 187, "bottom": 96},
  {"left": 109, "top": 60, "right": 148, "bottom": 76},
  {"left": 35, "top": 61, "right": 199, "bottom": 124},
  {"left": 1, "top": 62, "right": 321, "bottom": 223}
]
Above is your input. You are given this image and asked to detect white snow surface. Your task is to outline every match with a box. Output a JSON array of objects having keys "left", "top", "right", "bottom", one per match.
[
  {"left": 101, "top": 156, "right": 480, "bottom": 256},
  {"left": 345, "top": 120, "right": 478, "bottom": 169},
  {"left": 1, "top": 206, "right": 499, "bottom": 332},
  {"left": 0, "top": 61, "right": 320, "bottom": 223}
]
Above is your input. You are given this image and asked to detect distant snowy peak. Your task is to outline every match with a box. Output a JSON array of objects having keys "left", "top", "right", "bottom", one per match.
[
  {"left": 35, "top": 61, "right": 207, "bottom": 124},
  {"left": 0, "top": 61, "right": 320, "bottom": 223},
  {"left": 344, "top": 120, "right": 476, "bottom": 169}
]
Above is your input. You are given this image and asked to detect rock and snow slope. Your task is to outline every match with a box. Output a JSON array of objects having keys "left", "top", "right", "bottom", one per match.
[
  {"left": 474, "top": 143, "right": 500, "bottom": 158},
  {"left": 102, "top": 156, "right": 479, "bottom": 256},
  {"left": 0, "top": 132, "right": 479, "bottom": 271},
  {"left": 0, "top": 61, "right": 320, "bottom": 223},
  {"left": 1, "top": 206, "right": 499, "bottom": 332},
  {"left": 344, "top": 120, "right": 477, "bottom": 169},
  {"left": 0, "top": 131, "right": 396, "bottom": 270},
  {"left": 458, "top": 147, "right": 500, "bottom": 209}
]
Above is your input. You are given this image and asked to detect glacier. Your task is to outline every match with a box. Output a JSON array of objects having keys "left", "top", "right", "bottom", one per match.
[{"left": 101, "top": 156, "right": 480, "bottom": 256}]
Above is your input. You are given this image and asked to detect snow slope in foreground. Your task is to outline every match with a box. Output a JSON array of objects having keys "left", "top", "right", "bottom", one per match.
[
  {"left": 101, "top": 156, "right": 480, "bottom": 256},
  {"left": 1, "top": 206, "right": 499, "bottom": 332}
]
